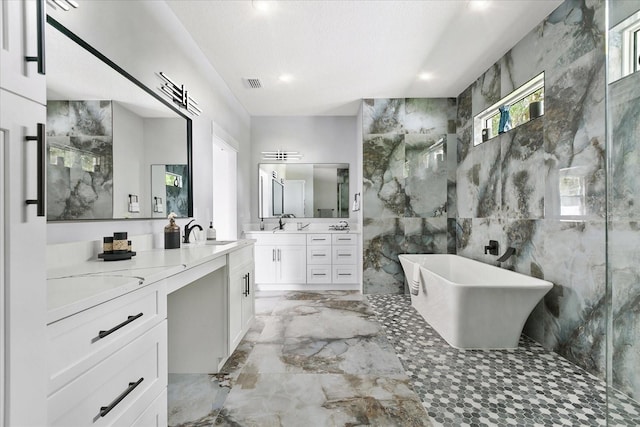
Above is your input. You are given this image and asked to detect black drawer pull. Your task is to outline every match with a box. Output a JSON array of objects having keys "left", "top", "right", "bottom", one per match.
[
  {"left": 338, "top": 273, "right": 352, "bottom": 276},
  {"left": 25, "top": 0, "right": 46, "bottom": 74},
  {"left": 312, "top": 254, "right": 326, "bottom": 256},
  {"left": 338, "top": 254, "right": 351, "bottom": 257},
  {"left": 98, "top": 313, "right": 143, "bottom": 339},
  {"left": 99, "top": 377, "right": 144, "bottom": 417},
  {"left": 312, "top": 273, "right": 327, "bottom": 276}
]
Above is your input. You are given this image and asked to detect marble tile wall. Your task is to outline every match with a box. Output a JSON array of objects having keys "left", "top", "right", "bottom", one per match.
[
  {"left": 362, "top": 98, "right": 456, "bottom": 294},
  {"left": 456, "top": 0, "right": 608, "bottom": 382}
]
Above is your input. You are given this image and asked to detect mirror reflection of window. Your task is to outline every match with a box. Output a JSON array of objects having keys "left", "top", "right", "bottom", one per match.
[{"left": 559, "top": 167, "right": 587, "bottom": 217}]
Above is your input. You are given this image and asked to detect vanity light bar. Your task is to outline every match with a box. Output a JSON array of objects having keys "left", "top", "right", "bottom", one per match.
[
  {"left": 157, "top": 72, "right": 202, "bottom": 116},
  {"left": 261, "top": 150, "right": 303, "bottom": 161},
  {"left": 47, "top": 0, "right": 79, "bottom": 11}
]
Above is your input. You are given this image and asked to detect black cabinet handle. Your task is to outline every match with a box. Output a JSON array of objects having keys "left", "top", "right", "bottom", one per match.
[
  {"left": 25, "top": 123, "right": 45, "bottom": 216},
  {"left": 247, "top": 272, "right": 250, "bottom": 296},
  {"left": 99, "top": 377, "right": 144, "bottom": 418},
  {"left": 98, "top": 313, "right": 143, "bottom": 339},
  {"left": 242, "top": 274, "right": 248, "bottom": 297},
  {"left": 24, "top": 0, "right": 46, "bottom": 75}
]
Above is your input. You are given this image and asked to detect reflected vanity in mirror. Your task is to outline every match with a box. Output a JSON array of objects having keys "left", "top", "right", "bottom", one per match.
[
  {"left": 45, "top": 16, "right": 192, "bottom": 220},
  {"left": 258, "top": 163, "right": 350, "bottom": 219}
]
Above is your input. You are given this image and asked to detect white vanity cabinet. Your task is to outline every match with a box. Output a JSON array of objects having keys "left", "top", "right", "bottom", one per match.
[
  {"left": 228, "top": 245, "right": 255, "bottom": 353},
  {"left": 46, "top": 282, "right": 168, "bottom": 426},
  {"left": 250, "top": 233, "right": 307, "bottom": 285},
  {"left": 248, "top": 231, "right": 359, "bottom": 289},
  {"left": 1, "top": 0, "right": 48, "bottom": 424}
]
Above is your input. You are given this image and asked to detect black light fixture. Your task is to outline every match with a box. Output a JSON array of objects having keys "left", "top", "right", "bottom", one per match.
[{"left": 157, "top": 72, "right": 202, "bottom": 116}]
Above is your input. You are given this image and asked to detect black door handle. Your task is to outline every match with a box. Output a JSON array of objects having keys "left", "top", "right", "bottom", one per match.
[
  {"left": 25, "top": 123, "right": 45, "bottom": 217},
  {"left": 24, "top": 0, "right": 46, "bottom": 75}
]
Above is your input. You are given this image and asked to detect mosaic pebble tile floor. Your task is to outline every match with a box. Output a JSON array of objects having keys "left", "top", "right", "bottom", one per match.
[
  {"left": 367, "top": 294, "right": 640, "bottom": 427},
  {"left": 169, "top": 291, "right": 640, "bottom": 426}
]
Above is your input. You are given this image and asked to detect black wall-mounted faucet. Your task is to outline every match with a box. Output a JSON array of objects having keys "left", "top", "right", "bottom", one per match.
[
  {"left": 484, "top": 240, "right": 499, "bottom": 255},
  {"left": 497, "top": 247, "right": 516, "bottom": 263}
]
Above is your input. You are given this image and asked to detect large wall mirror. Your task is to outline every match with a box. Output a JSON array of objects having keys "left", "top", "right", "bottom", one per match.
[
  {"left": 258, "top": 163, "right": 349, "bottom": 219},
  {"left": 45, "top": 16, "right": 193, "bottom": 221}
]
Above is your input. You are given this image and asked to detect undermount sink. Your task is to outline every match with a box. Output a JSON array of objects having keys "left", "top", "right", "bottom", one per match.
[{"left": 205, "top": 240, "right": 236, "bottom": 245}]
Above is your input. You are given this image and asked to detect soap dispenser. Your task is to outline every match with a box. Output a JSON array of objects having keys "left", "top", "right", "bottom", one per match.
[
  {"left": 164, "top": 212, "right": 180, "bottom": 249},
  {"left": 207, "top": 221, "right": 217, "bottom": 241}
]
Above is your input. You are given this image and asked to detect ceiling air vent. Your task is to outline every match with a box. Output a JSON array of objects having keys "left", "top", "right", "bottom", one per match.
[{"left": 244, "top": 78, "right": 262, "bottom": 89}]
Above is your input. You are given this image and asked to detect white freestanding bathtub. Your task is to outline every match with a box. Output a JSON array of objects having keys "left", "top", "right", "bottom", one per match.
[{"left": 398, "top": 254, "right": 553, "bottom": 349}]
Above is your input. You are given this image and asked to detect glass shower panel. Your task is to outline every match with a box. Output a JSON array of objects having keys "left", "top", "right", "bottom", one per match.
[{"left": 607, "top": 0, "right": 640, "bottom": 424}]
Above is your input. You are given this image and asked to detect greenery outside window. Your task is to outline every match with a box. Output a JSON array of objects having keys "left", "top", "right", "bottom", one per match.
[{"left": 473, "top": 72, "right": 544, "bottom": 146}]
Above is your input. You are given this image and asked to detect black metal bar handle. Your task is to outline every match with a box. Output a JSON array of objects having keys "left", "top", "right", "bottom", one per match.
[
  {"left": 247, "top": 272, "right": 250, "bottom": 296},
  {"left": 98, "top": 313, "right": 143, "bottom": 339},
  {"left": 25, "top": 123, "right": 45, "bottom": 216},
  {"left": 24, "top": 0, "right": 46, "bottom": 74},
  {"left": 99, "top": 377, "right": 144, "bottom": 418}
]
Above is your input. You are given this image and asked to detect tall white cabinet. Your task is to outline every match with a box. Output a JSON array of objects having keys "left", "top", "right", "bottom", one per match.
[{"left": 0, "top": 0, "right": 48, "bottom": 425}]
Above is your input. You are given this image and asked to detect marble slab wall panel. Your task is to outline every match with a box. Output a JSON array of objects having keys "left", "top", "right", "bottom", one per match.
[
  {"left": 608, "top": 221, "right": 640, "bottom": 400},
  {"left": 405, "top": 133, "right": 447, "bottom": 217},
  {"left": 454, "top": 0, "right": 607, "bottom": 382},
  {"left": 362, "top": 98, "right": 456, "bottom": 294},
  {"left": 363, "top": 218, "right": 405, "bottom": 294},
  {"left": 608, "top": 54, "right": 640, "bottom": 399},
  {"left": 500, "top": 118, "right": 545, "bottom": 219},
  {"left": 362, "top": 134, "right": 406, "bottom": 218},
  {"left": 609, "top": 72, "right": 640, "bottom": 219}
]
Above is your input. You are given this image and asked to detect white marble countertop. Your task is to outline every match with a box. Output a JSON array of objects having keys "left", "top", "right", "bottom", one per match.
[{"left": 47, "top": 240, "right": 254, "bottom": 324}]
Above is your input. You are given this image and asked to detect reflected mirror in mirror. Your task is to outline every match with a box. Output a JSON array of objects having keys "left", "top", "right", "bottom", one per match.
[
  {"left": 609, "top": 9, "right": 640, "bottom": 83},
  {"left": 45, "top": 17, "right": 192, "bottom": 220},
  {"left": 258, "top": 163, "right": 349, "bottom": 219},
  {"left": 151, "top": 164, "right": 190, "bottom": 218}
]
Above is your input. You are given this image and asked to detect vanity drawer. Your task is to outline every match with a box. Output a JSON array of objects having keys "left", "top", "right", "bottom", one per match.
[
  {"left": 332, "top": 246, "right": 357, "bottom": 264},
  {"left": 332, "top": 234, "right": 357, "bottom": 245},
  {"left": 47, "top": 282, "right": 166, "bottom": 395},
  {"left": 248, "top": 233, "right": 306, "bottom": 246},
  {"left": 307, "top": 245, "right": 331, "bottom": 264},
  {"left": 333, "top": 266, "right": 358, "bottom": 283},
  {"left": 47, "top": 321, "right": 167, "bottom": 427},
  {"left": 307, "top": 265, "right": 332, "bottom": 283},
  {"left": 131, "top": 388, "right": 167, "bottom": 427},
  {"left": 307, "top": 234, "right": 331, "bottom": 245}
]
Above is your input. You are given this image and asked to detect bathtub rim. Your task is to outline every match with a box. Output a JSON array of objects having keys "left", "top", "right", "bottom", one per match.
[{"left": 398, "top": 253, "right": 553, "bottom": 290}]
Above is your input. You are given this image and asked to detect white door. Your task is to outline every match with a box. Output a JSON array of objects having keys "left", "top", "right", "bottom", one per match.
[
  {"left": 284, "top": 179, "right": 305, "bottom": 217},
  {"left": 0, "top": 0, "right": 47, "bottom": 104},
  {"left": 0, "top": 88, "right": 48, "bottom": 426},
  {"left": 212, "top": 137, "right": 237, "bottom": 239},
  {"left": 277, "top": 245, "right": 307, "bottom": 284}
]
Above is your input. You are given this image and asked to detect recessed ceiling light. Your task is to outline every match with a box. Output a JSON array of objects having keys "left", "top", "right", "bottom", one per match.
[
  {"left": 468, "top": 0, "right": 491, "bottom": 11},
  {"left": 418, "top": 72, "right": 432, "bottom": 81},
  {"left": 278, "top": 74, "right": 293, "bottom": 83}
]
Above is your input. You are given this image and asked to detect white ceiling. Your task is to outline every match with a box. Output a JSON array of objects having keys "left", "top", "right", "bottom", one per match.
[{"left": 166, "top": 0, "right": 563, "bottom": 116}]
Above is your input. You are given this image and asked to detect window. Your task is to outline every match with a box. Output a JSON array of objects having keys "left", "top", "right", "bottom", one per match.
[
  {"left": 473, "top": 72, "right": 544, "bottom": 146},
  {"left": 609, "top": 10, "right": 640, "bottom": 83}
]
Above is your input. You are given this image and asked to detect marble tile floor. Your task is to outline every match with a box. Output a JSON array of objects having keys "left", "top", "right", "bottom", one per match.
[
  {"left": 169, "top": 291, "right": 431, "bottom": 426},
  {"left": 169, "top": 291, "right": 640, "bottom": 427}
]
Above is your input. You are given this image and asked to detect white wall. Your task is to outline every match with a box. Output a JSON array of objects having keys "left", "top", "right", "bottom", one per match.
[
  {"left": 47, "top": 0, "right": 251, "bottom": 244},
  {"left": 250, "top": 116, "right": 359, "bottom": 227}
]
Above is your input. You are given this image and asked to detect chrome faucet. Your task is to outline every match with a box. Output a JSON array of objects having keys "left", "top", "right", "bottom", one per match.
[{"left": 183, "top": 219, "right": 203, "bottom": 243}]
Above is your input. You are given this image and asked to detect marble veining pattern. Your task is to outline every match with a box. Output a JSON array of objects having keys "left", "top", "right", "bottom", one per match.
[{"left": 167, "top": 291, "right": 431, "bottom": 426}]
